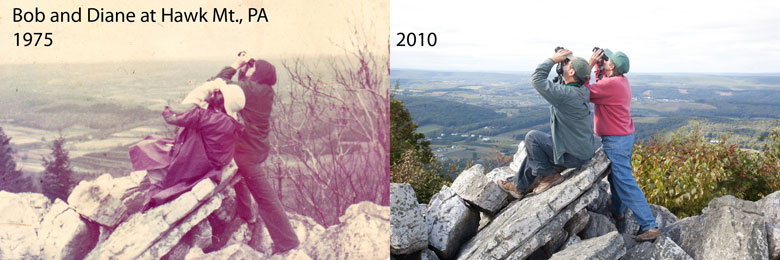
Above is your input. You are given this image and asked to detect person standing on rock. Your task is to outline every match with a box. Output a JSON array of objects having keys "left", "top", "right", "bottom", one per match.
[
  {"left": 498, "top": 48, "right": 600, "bottom": 199},
  {"left": 210, "top": 53, "right": 301, "bottom": 254},
  {"left": 587, "top": 48, "right": 660, "bottom": 242}
]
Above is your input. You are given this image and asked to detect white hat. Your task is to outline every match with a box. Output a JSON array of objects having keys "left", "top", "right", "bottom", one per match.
[{"left": 218, "top": 84, "right": 245, "bottom": 120}]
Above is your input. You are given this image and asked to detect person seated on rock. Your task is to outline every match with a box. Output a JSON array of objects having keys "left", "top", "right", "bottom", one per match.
[
  {"left": 587, "top": 48, "right": 660, "bottom": 242},
  {"left": 498, "top": 48, "right": 599, "bottom": 199},
  {"left": 128, "top": 80, "right": 245, "bottom": 211}
]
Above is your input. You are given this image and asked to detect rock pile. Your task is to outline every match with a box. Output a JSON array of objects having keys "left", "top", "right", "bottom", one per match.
[
  {"left": 391, "top": 141, "right": 780, "bottom": 260},
  {"left": 1, "top": 160, "right": 390, "bottom": 260}
]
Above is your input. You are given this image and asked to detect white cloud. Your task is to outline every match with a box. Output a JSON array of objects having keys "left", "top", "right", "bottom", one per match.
[{"left": 391, "top": 0, "right": 780, "bottom": 73}]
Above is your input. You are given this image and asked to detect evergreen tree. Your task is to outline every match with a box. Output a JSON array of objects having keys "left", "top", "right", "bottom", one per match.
[
  {"left": 42, "top": 135, "right": 73, "bottom": 201},
  {"left": 0, "top": 126, "right": 23, "bottom": 192}
]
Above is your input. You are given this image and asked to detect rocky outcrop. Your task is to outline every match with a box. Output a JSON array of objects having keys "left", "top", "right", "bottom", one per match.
[
  {"left": 624, "top": 236, "right": 692, "bottom": 260},
  {"left": 451, "top": 164, "right": 511, "bottom": 214},
  {"left": 0, "top": 191, "right": 51, "bottom": 259},
  {"left": 663, "top": 195, "right": 768, "bottom": 260},
  {"left": 549, "top": 231, "right": 625, "bottom": 260},
  {"left": 426, "top": 186, "right": 478, "bottom": 259},
  {"left": 67, "top": 171, "right": 147, "bottom": 227},
  {"left": 456, "top": 149, "right": 610, "bottom": 259},
  {"left": 391, "top": 139, "right": 780, "bottom": 260},
  {"left": 390, "top": 183, "right": 428, "bottom": 255},
  {"left": 2, "top": 159, "right": 390, "bottom": 260}
]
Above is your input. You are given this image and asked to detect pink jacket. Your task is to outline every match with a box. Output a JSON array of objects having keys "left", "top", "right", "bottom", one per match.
[{"left": 585, "top": 66, "right": 635, "bottom": 136}]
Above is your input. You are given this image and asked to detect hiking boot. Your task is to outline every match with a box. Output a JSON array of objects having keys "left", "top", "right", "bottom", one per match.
[
  {"left": 532, "top": 173, "right": 564, "bottom": 194},
  {"left": 635, "top": 228, "right": 662, "bottom": 242},
  {"left": 497, "top": 180, "right": 524, "bottom": 199}
]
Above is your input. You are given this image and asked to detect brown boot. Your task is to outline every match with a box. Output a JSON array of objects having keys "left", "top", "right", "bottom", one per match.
[
  {"left": 497, "top": 180, "right": 524, "bottom": 199},
  {"left": 635, "top": 228, "right": 662, "bottom": 242},
  {"left": 532, "top": 173, "right": 564, "bottom": 194}
]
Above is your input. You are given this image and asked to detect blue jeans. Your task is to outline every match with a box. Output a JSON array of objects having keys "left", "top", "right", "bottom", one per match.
[
  {"left": 514, "top": 130, "right": 589, "bottom": 192},
  {"left": 603, "top": 133, "right": 658, "bottom": 232}
]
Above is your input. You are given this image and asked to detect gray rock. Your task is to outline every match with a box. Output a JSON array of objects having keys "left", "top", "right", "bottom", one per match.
[
  {"left": 542, "top": 229, "right": 569, "bottom": 256},
  {"left": 623, "top": 236, "right": 692, "bottom": 260},
  {"left": 67, "top": 171, "right": 147, "bottom": 227},
  {"left": 580, "top": 212, "right": 617, "bottom": 239},
  {"left": 508, "top": 141, "right": 528, "bottom": 173},
  {"left": 187, "top": 220, "right": 213, "bottom": 250},
  {"left": 586, "top": 179, "right": 610, "bottom": 214},
  {"left": 485, "top": 166, "right": 515, "bottom": 184},
  {"left": 564, "top": 209, "right": 590, "bottom": 235},
  {"left": 477, "top": 211, "right": 493, "bottom": 231},
  {"left": 426, "top": 186, "right": 478, "bottom": 259},
  {"left": 0, "top": 191, "right": 51, "bottom": 259},
  {"left": 188, "top": 243, "right": 266, "bottom": 260},
  {"left": 84, "top": 177, "right": 221, "bottom": 260},
  {"left": 390, "top": 183, "right": 428, "bottom": 255},
  {"left": 507, "top": 187, "right": 601, "bottom": 259},
  {"left": 550, "top": 231, "right": 625, "bottom": 260},
  {"left": 456, "top": 150, "right": 610, "bottom": 260},
  {"left": 767, "top": 223, "right": 780, "bottom": 260},
  {"left": 758, "top": 191, "right": 780, "bottom": 260},
  {"left": 662, "top": 195, "right": 768, "bottom": 260},
  {"left": 312, "top": 201, "right": 390, "bottom": 260},
  {"left": 621, "top": 232, "right": 638, "bottom": 252},
  {"left": 451, "top": 164, "right": 510, "bottom": 214},
  {"left": 421, "top": 249, "right": 440, "bottom": 260},
  {"left": 650, "top": 204, "right": 679, "bottom": 230},
  {"left": 617, "top": 204, "right": 680, "bottom": 235},
  {"left": 39, "top": 199, "right": 99, "bottom": 260},
  {"left": 560, "top": 235, "right": 581, "bottom": 251}
]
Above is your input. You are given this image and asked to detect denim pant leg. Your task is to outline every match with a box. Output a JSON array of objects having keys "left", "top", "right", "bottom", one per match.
[
  {"left": 603, "top": 133, "right": 658, "bottom": 232},
  {"left": 514, "top": 130, "right": 556, "bottom": 191}
]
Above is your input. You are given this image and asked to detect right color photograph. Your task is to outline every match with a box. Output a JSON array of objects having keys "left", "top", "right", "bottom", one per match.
[{"left": 389, "top": 0, "right": 780, "bottom": 259}]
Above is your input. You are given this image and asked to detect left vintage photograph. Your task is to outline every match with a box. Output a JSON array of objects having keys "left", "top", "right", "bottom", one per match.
[{"left": 0, "top": 0, "right": 390, "bottom": 259}]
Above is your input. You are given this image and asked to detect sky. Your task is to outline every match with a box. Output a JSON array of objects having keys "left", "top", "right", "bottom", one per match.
[
  {"left": 0, "top": 0, "right": 388, "bottom": 64},
  {"left": 390, "top": 0, "right": 780, "bottom": 73}
]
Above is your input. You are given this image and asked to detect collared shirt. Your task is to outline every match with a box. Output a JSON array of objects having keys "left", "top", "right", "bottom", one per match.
[{"left": 530, "top": 59, "right": 600, "bottom": 164}]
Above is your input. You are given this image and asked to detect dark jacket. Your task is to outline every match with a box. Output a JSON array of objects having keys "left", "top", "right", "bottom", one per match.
[{"left": 215, "top": 67, "right": 275, "bottom": 163}]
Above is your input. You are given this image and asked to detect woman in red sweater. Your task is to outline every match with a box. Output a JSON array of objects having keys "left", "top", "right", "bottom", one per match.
[{"left": 587, "top": 48, "right": 660, "bottom": 242}]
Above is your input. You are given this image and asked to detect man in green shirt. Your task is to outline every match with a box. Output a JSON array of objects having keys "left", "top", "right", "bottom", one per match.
[{"left": 498, "top": 48, "right": 600, "bottom": 198}]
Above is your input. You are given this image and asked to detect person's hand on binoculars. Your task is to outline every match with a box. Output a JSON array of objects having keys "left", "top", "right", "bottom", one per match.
[
  {"left": 552, "top": 49, "right": 572, "bottom": 63},
  {"left": 231, "top": 51, "right": 254, "bottom": 69},
  {"left": 589, "top": 49, "right": 605, "bottom": 67}
]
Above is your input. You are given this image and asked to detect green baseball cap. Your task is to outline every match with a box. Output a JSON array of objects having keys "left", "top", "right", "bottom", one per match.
[
  {"left": 567, "top": 56, "right": 590, "bottom": 83},
  {"left": 604, "top": 49, "right": 630, "bottom": 74}
]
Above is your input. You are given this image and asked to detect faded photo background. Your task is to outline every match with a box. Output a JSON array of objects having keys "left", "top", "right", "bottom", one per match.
[{"left": 0, "top": 0, "right": 389, "bottom": 259}]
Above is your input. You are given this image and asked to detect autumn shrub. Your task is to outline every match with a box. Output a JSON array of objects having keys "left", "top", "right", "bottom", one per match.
[
  {"left": 391, "top": 149, "right": 452, "bottom": 204},
  {"left": 633, "top": 121, "right": 780, "bottom": 217}
]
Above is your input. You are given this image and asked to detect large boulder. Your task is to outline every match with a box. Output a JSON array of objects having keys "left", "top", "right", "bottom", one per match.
[
  {"left": 451, "top": 164, "right": 510, "bottom": 214},
  {"left": 426, "top": 186, "right": 479, "bottom": 259},
  {"left": 85, "top": 178, "right": 221, "bottom": 260},
  {"left": 39, "top": 199, "right": 100, "bottom": 260},
  {"left": 0, "top": 191, "right": 50, "bottom": 259},
  {"left": 617, "top": 204, "right": 679, "bottom": 235},
  {"left": 759, "top": 190, "right": 780, "bottom": 260},
  {"left": 662, "top": 195, "right": 768, "bottom": 260},
  {"left": 456, "top": 150, "right": 610, "bottom": 259},
  {"left": 67, "top": 171, "right": 147, "bottom": 227},
  {"left": 549, "top": 231, "right": 625, "bottom": 260},
  {"left": 623, "top": 236, "right": 693, "bottom": 260},
  {"left": 312, "top": 201, "right": 390, "bottom": 259},
  {"left": 390, "top": 183, "right": 428, "bottom": 255}
]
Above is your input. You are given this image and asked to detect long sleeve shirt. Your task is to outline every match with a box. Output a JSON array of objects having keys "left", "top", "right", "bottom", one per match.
[
  {"left": 586, "top": 65, "right": 635, "bottom": 136},
  {"left": 530, "top": 58, "right": 600, "bottom": 164}
]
